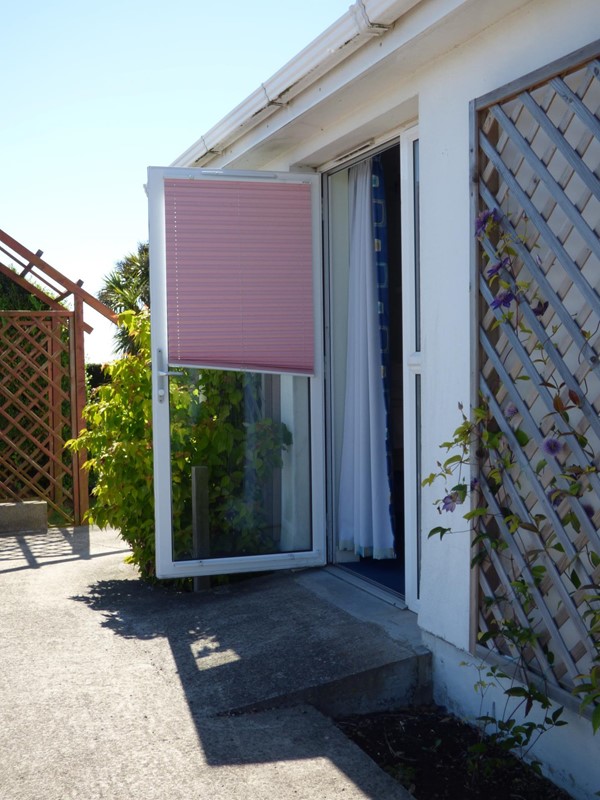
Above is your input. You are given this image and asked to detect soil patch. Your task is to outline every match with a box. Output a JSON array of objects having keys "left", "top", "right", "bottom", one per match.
[{"left": 335, "top": 705, "right": 573, "bottom": 799}]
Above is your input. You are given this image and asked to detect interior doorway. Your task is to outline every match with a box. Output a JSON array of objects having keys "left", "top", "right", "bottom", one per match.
[{"left": 326, "top": 142, "right": 406, "bottom": 597}]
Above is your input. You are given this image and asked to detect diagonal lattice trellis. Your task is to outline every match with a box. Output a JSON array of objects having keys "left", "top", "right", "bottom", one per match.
[
  {"left": 0, "top": 312, "right": 76, "bottom": 523},
  {"left": 0, "top": 230, "right": 116, "bottom": 526},
  {"left": 474, "top": 52, "right": 600, "bottom": 698}
]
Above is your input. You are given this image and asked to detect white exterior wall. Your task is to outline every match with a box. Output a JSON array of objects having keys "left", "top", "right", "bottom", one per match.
[
  {"left": 415, "top": 0, "right": 600, "bottom": 645},
  {"left": 413, "top": 9, "right": 600, "bottom": 795},
  {"left": 393, "top": 8, "right": 599, "bottom": 794},
  {"left": 175, "top": 1, "right": 599, "bottom": 794}
]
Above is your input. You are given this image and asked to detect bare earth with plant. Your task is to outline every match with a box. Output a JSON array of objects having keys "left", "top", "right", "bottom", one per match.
[{"left": 336, "top": 705, "right": 573, "bottom": 799}]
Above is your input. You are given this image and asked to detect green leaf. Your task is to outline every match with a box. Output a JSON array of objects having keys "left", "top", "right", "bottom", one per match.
[
  {"left": 428, "top": 526, "right": 452, "bottom": 539},
  {"left": 514, "top": 428, "right": 530, "bottom": 446},
  {"left": 569, "top": 569, "right": 581, "bottom": 590},
  {"left": 443, "top": 454, "right": 464, "bottom": 467},
  {"left": 463, "top": 507, "right": 489, "bottom": 520},
  {"left": 468, "top": 742, "right": 488, "bottom": 755},
  {"left": 592, "top": 704, "right": 600, "bottom": 735},
  {"left": 519, "top": 521, "right": 539, "bottom": 533}
]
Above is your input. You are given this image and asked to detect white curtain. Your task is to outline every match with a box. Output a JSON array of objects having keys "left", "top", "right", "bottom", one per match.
[{"left": 337, "top": 160, "right": 395, "bottom": 559}]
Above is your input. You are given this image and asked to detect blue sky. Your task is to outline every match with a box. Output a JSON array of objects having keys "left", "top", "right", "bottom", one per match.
[{"left": 1, "top": 0, "right": 349, "bottom": 361}]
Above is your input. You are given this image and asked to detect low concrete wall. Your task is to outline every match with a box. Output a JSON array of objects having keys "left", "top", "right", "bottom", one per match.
[
  {"left": 0, "top": 501, "right": 47, "bottom": 534},
  {"left": 423, "top": 632, "right": 600, "bottom": 800}
]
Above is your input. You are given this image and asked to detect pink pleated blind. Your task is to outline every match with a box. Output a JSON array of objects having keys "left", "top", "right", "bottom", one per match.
[{"left": 164, "top": 177, "right": 315, "bottom": 374}]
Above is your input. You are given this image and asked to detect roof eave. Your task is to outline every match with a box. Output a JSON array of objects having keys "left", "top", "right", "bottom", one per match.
[{"left": 170, "top": 0, "right": 423, "bottom": 168}]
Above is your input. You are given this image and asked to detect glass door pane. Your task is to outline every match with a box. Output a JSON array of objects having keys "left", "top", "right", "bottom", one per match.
[{"left": 168, "top": 367, "right": 312, "bottom": 564}]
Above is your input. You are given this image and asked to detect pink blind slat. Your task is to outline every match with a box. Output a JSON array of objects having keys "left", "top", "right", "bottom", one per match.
[{"left": 164, "top": 178, "right": 315, "bottom": 374}]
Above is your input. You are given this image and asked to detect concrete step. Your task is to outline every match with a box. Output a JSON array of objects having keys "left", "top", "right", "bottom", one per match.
[
  {"left": 0, "top": 500, "right": 47, "bottom": 534},
  {"left": 227, "top": 648, "right": 431, "bottom": 718},
  {"left": 89, "top": 565, "right": 431, "bottom": 720},
  {"left": 224, "top": 570, "right": 431, "bottom": 717}
]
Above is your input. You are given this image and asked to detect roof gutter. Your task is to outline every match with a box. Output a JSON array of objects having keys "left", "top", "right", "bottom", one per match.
[{"left": 171, "top": 0, "right": 423, "bottom": 167}]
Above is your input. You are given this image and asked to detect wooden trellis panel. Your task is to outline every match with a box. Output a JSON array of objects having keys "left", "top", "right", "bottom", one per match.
[
  {"left": 0, "top": 230, "right": 116, "bottom": 527},
  {"left": 473, "top": 47, "right": 600, "bottom": 698},
  {"left": 0, "top": 310, "right": 85, "bottom": 524}
]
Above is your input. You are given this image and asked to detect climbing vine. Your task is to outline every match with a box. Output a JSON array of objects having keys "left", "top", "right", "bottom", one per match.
[{"left": 423, "top": 208, "right": 600, "bottom": 753}]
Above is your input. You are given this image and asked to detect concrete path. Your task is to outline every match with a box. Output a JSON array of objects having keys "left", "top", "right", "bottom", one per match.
[{"left": 0, "top": 526, "right": 420, "bottom": 800}]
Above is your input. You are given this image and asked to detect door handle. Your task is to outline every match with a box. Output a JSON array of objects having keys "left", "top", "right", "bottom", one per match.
[{"left": 156, "top": 350, "right": 184, "bottom": 402}]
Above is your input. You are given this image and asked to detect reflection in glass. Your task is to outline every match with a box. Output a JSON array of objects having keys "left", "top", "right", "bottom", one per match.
[{"left": 168, "top": 368, "right": 311, "bottom": 561}]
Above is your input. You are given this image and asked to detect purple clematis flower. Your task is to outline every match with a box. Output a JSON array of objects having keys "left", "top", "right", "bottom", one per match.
[
  {"left": 504, "top": 402, "right": 518, "bottom": 419},
  {"left": 541, "top": 436, "right": 563, "bottom": 456},
  {"left": 442, "top": 493, "right": 458, "bottom": 512},
  {"left": 475, "top": 208, "right": 501, "bottom": 237},
  {"left": 491, "top": 289, "right": 515, "bottom": 310},
  {"left": 532, "top": 300, "right": 549, "bottom": 317},
  {"left": 487, "top": 257, "right": 510, "bottom": 279},
  {"left": 582, "top": 503, "right": 595, "bottom": 519}
]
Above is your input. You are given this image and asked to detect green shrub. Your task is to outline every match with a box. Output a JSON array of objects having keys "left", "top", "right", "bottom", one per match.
[{"left": 68, "top": 310, "right": 290, "bottom": 581}]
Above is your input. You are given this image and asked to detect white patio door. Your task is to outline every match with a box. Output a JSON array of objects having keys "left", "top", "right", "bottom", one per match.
[{"left": 147, "top": 167, "right": 325, "bottom": 579}]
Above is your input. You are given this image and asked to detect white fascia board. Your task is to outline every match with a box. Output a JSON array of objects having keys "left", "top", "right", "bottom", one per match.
[
  {"left": 184, "top": 0, "right": 537, "bottom": 173},
  {"left": 171, "top": 0, "right": 424, "bottom": 168}
]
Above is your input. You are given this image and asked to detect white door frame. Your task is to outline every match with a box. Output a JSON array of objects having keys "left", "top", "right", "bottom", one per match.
[
  {"left": 400, "top": 125, "right": 422, "bottom": 612},
  {"left": 147, "top": 166, "right": 326, "bottom": 579},
  {"left": 322, "top": 125, "right": 421, "bottom": 611}
]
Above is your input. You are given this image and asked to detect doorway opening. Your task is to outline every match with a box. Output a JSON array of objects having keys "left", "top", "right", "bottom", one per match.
[{"left": 326, "top": 142, "right": 406, "bottom": 597}]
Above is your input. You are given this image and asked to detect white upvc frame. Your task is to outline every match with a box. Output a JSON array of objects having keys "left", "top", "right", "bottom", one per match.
[
  {"left": 147, "top": 166, "right": 326, "bottom": 579},
  {"left": 323, "top": 136, "right": 402, "bottom": 568},
  {"left": 400, "top": 125, "right": 422, "bottom": 612},
  {"left": 322, "top": 126, "right": 421, "bottom": 610}
]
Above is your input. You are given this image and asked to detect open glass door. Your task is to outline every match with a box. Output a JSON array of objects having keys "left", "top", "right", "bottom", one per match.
[{"left": 147, "top": 167, "right": 325, "bottom": 579}]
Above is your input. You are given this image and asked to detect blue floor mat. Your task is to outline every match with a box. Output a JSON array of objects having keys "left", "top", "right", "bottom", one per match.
[{"left": 340, "top": 558, "right": 405, "bottom": 596}]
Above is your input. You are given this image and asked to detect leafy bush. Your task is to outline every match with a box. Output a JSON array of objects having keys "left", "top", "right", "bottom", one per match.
[
  {"left": 68, "top": 311, "right": 291, "bottom": 581},
  {"left": 0, "top": 270, "right": 48, "bottom": 311}
]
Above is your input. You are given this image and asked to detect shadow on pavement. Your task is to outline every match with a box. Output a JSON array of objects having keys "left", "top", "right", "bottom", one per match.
[
  {"left": 70, "top": 573, "right": 411, "bottom": 798},
  {"left": 0, "top": 526, "right": 128, "bottom": 574}
]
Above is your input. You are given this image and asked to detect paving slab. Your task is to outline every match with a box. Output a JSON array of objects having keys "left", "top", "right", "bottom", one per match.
[
  {"left": 0, "top": 526, "right": 417, "bottom": 800},
  {"left": 0, "top": 500, "right": 47, "bottom": 534}
]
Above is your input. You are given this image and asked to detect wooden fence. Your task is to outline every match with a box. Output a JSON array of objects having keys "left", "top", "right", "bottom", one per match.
[
  {"left": 0, "top": 230, "right": 115, "bottom": 526},
  {"left": 0, "top": 308, "right": 87, "bottom": 524}
]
